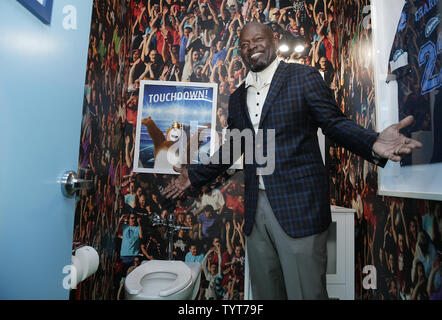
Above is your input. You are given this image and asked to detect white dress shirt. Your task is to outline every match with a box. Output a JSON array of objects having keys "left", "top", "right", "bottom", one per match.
[
  {"left": 200, "top": 188, "right": 225, "bottom": 211},
  {"left": 244, "top": 57, "right": 280, "bottom": 190}
]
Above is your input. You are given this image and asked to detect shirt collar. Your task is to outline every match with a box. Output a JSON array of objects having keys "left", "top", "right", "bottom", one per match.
[{"left": 245, "top": 57, "right": 280, "bottom": 89}]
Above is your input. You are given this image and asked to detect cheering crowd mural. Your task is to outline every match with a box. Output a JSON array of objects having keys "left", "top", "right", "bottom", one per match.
[{"left": 72, "top": 0, "right": 441, "bottom": 300}]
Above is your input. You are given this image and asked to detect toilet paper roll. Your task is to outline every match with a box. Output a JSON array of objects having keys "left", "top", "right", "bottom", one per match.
[{"left": 75, "top": 246, "right": 99, "bottom": 282}]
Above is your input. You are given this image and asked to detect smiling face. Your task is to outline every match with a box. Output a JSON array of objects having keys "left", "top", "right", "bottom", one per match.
[
  {"left": 219, "top": 114, "right": 227, "bottom": 127},
  {"left": 133, "top": 49, "right": 140, "bottom": 61},
  {"left": 184, "top": 27, "right": 191, "bottom": 38},
  {"left": 219, "top": 81, "right": 229, "bottom": 94},
  {"left": 216, "top": 40, "right": 223, "bottom": 51},
  {"left": 149, "top": 50, "right": 158, "bottom": 63},
  {"left": 236, "top": 26, "right": 242, "bottom": 36},
  {"left": 240, "top": 22, "right": 277, "bottom": 72},
  {"left": 192, "top": 50, "right": 200, "bottom": 62},
  {"left": 128, "top": 214, "right": 137, "bottom": 226},
  {"left": 139, "top": 195, "right": 146, "bottom": 207},
  {"left": 234, "top": 245, "right": 241, "bottom": 257}
]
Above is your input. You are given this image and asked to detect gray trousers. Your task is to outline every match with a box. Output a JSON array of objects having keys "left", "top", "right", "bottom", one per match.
[{"left": 246, "top": 190, "right": 329, "bottom": 300}]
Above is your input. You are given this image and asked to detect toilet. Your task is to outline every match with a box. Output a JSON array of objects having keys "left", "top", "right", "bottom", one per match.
[{"left": 124, "top": 260, "right": 201, "bottom": 300}]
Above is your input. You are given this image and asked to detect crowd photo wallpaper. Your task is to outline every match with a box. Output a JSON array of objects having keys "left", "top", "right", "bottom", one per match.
[{"left": 72, "top": 0, "right": 441, "bottom": 300}]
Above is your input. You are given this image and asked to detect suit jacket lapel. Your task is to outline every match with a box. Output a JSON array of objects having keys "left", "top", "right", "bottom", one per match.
[
  {"left": 238, "top": 83, "right": 253, "bottom": 129},
  {"left": 258, "top": 61, "right": 289, "bottom": 128}
]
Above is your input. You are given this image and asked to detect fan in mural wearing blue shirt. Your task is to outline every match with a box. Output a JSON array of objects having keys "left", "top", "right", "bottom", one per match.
[
  {"left": 179, "top": 16, "right": 193, "bottom": 64},
  {"left": 185, "top": 243, "right": 204, "bottom": 264},
  {"left": 117, "top": 213, "right": 143, "bottom": 265},
  {"left": 211, "top": 39, "right": 228, "bottom": 67},
  {"left": 198, "top": 205, "right": 221, "bottom": 241}
]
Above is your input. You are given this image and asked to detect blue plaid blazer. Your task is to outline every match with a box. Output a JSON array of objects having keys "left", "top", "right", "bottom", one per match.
[{"left": 189, "top": 61, "right": 385, "bottom": 238}]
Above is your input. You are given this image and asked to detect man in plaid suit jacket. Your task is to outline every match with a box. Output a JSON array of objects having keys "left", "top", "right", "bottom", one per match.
[{"left": 163, "top": 22, "right": 421, "bottom": 299}]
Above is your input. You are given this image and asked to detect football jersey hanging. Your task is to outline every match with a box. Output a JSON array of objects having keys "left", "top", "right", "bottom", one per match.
[{"left": 387, "top": 0, "right": 441, "bottom": 166}]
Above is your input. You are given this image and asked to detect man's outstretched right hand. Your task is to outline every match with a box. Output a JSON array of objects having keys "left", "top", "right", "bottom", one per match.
[{"left": 161, "top": 166, "right": 191, "bottom": 199}]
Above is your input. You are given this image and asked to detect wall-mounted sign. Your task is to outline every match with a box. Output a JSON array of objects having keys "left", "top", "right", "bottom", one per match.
[
  {"left": 133, "top": 81, "right": 217, "bottom": 175},
  {"left": 18, "top": 0, "right": 53, "bottom": 24}
]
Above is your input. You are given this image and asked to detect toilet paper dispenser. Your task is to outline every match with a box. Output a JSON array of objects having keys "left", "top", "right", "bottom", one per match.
[{"left": 70, "top": 244, "right": 100, "bottom": 289}]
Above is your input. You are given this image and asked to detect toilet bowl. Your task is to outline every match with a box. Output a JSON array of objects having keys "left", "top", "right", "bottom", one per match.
[{"left": 124, "top": 260, "right": 201, "bottom": 300}]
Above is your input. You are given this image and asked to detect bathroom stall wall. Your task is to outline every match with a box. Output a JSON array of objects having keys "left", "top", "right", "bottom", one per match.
[
  {"left": 326, "top": 0, "right": 442, "bottom": 300},
  {"left": 71, "top": 0, "right": 245, "bottom": 300}
]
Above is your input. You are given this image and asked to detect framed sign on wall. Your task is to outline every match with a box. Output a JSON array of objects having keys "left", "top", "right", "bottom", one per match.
[
  {"left": 372, "top": 0, "right": 442, "bottom": 201},
  {"left": 133, "top": 81, "right": 218, "bottom": 175},
  {"left": 18, "top": 0, "right": 53, "bottom": 24}
]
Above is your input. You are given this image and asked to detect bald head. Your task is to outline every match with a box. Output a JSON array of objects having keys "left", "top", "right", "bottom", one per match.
[
  {"left": 240, "top": 22, "right": 277, "bottom": 72},
  {"left": 240, "top": 22, "right": 274, "bottom": 40}
]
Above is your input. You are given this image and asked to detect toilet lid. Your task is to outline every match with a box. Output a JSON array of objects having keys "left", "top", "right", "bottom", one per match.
[{"left": 125, "top": 260, "right": 192, "bottom": 297}]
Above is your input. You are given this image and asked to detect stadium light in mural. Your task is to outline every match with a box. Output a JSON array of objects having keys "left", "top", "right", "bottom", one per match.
[
  {"left": 295, "top": 44, "right": 305, "bottom": 53},
  {"left": 278, "top": 44, "right": 289, "bottom": 53},
  {"left": 18, "top": 0, "right": 53, "bottom": 24}
]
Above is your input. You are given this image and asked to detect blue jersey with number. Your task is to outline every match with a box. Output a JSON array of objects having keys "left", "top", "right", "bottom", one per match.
[{"left": 387, "top": 0, "right": 441, "bottom": 165}]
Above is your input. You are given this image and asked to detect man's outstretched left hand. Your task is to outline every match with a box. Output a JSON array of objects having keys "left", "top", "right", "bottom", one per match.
[{"left": 372, "top": 115, "right": 423, "bottom": 162}]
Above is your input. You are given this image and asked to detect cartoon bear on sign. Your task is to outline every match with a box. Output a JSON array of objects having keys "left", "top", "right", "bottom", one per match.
[{"left": 141, "top": 117, "right": 210, "bottom": 171}]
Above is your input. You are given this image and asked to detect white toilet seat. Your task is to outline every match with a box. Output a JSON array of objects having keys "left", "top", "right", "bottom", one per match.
[{"left": 125, "top": 260, "right": 192, "bottom": 298}]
